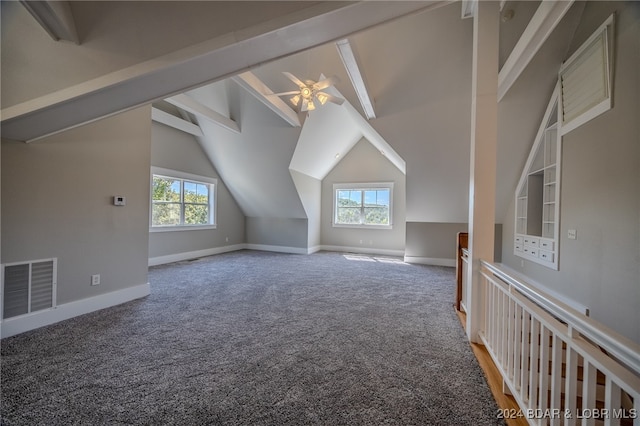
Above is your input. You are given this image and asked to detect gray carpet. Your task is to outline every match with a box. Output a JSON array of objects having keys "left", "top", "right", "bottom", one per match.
[{"left": 1, "top": 250, "right": 504, "bottom": 425}]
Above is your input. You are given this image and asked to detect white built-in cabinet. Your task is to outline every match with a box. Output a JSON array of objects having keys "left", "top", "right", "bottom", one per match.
[{"left": 514, "top": 84, "right": 561, "bottom": 270}]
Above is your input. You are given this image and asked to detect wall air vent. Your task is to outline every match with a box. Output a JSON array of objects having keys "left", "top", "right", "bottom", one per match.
[
  {"left": 2, "top": 259, "right": 57, "bottom": 319},
  {"left": 559, "top": 14, "right": 614, "bottom": 135}
]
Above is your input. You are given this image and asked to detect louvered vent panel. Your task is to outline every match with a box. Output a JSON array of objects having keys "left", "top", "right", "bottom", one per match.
[
  {"left": 559, "top": 14, "right": 615, "bottom": 135},
  {"left": 560, "top": 18, "right": 612, "bottom": 132},
  {"left": 3, "top": 259, "right": 56, "bottom": 320},
  {"left": 3, "top": 264, "right": 29, "bottom": 318},
  {"left": 30, "top": 261, "right": 54, "bottom": 312}
]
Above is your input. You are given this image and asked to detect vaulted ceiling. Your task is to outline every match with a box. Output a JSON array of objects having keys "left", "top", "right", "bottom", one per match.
[{"left": 1, "top": 0, "right": 585, "bottom": 224}]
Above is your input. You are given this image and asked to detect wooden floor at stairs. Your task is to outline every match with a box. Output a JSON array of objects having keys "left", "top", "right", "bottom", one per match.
[{"left": 457, "top": 310, "right": 529, "bottom": 426}]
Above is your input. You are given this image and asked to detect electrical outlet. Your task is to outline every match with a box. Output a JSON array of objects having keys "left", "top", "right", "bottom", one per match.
[
  {"left": 568, "top": 229, "right": 577, "bottom": 240},
  {"left": 225, "top": 237, "right": 229, "bottom": 243},
  {"left": 91, "top": 274, "right": 101, "bottom": 286}
]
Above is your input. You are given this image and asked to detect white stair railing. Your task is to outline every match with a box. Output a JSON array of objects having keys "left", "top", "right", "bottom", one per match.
[{"left": 477, "top": 260, "right": 640, "bottom": 426}]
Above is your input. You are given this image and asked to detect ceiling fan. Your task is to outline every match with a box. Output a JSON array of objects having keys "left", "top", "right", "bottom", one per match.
[{"left": 274, "top": 72, "right": 345, "bottom": 112}]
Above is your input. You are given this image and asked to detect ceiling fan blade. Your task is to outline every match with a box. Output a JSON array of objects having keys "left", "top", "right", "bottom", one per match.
[
  {"left": 313, "top": 75, "right": 340, "bottom": 91},
  {"left": 272, "top": 91, "right": 300, "bottom": 97},
  {"left": 282, "top": 72, "right": 306, "bottom": 88},
  {"left": 317, "top": 92, "right": 345, "bottom": 106}
]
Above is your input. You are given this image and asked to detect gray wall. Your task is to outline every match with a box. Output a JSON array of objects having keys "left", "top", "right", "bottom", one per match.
[
  {"left": 149, "top": 122, "right": 245, "bottom": 259},
  {"left": 290, "top": 170, "right": 322, "bottom": 249},
  {"left": 369, "top": 3, "right": 473, "bottom": 224},
  {"left": 501, "top": 1, "right": 640, "bottom": 344},
  {"left": 246, "top": 217, "right": 309, "bottom": 249},
  {"left": 321, "top": 139, "right": 406, "bottom": 252},
  {"left": 405, "top": 223, "right": 468, "bottom": 261},
  {"left": 406, "top": 222, "right": 502, "bottom": 263},
  {"left": 1, "top": 107, "right": 151, "bottom": 304}
]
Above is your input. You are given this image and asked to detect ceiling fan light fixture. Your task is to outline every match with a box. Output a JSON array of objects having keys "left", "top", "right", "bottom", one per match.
[
  {"left": 301, "top": 87, "right": 312, "bottom": 99},
  {"left": 316, "top": 93, "right": 329, "bottom": 105},
  {"left": 278, "top": 71, "right": 344, "bottom": 113}
]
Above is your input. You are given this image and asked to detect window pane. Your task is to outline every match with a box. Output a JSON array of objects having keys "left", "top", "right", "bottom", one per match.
[
  {"left": 185, "top": 182, "right": 209, "bottom": 204},
  {"left": 185, "top": 204, "right": 209, "bottom": 225},
  {"left": 364, "top": 190, "right": 377, "bottom": 205},
  {"left": 152, "top": 177, "right": 181, "bottom": 202},
  {"left": 337, "top": 207, "right": 361, "bottom": 224},
  {"left": 196, "top": 183, "right": 209, "bottom": 199},
  {"left": 184, "top": 181, "right": 197, "bottom": 203},
  {"left": 376, "top": 190, "right": 390, "bottom": 207},
  {"left": 364, "top": 189, "right": 390, "bottom": 207},
  {"left": 364, "top": 206, "right": 389, "bottom": 225},
  {"left": 152, "top": 203, "right": 181, "bottom": 226},
  {"left": 350, "top": 190, "right": 362, "bottom": 205}
]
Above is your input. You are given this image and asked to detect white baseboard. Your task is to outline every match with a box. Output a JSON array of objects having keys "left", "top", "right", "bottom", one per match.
[
  {"left": 320, "top": 245, "right": 405, "bottom": 257},
  {"left": 244, "top": 244, "right": 309, "bottom": 255},
  {"left": 1, "top": 283, "right": 150, "bottom": 338},
  {"left": 149, "top": 243, "right": 408, "bottom": 261},
  {"left": 403, "top": 256, "right": 456, "bottom": 267},
  {"left": 149, "top": 244, "right": 245, "bottom": 266}
]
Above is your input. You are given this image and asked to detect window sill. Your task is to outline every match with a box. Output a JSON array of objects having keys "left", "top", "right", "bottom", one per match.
[
  {"left": 150, "top": 225, "right": 217, "bottom": 233},
  {"left": 332, "top": 223, "right": 393, "bottom": 230}
]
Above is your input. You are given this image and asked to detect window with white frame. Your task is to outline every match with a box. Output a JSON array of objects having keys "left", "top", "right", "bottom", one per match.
[
  {"left": 150, "top": 167, "right": 216, "bottom": 230},
  {"left": 333, "top": 183, "right": 393, "bottom": 228}
]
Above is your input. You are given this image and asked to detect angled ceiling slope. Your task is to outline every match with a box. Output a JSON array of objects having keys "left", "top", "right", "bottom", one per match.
[{"left": 1, "top": 1, "right": 450, "bottom": 142}]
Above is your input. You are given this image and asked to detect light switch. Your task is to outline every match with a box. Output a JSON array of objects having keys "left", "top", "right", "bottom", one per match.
[{"left": 568, "top": 229, "right": 577, "bottom": 240}]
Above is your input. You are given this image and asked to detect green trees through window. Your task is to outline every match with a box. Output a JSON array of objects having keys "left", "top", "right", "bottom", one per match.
[
  {"left": 152, "top": 175, "right": 213, "bottom": 227},
  {"left": 335, "top": 188, "right": 390, "bottom": 226}
]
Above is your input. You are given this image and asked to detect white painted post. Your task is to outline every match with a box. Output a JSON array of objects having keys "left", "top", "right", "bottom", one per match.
[{"left": 465, "top": 0, "right": 499, "bottom": 343}]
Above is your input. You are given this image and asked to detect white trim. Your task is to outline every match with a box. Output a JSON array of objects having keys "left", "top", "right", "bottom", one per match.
[
  {"left": 151, "top": 107, "right": 203, "bottom": 137},
  {"left": 403, "top": 256, "right": 456, "bottom": 267},
  {"left": 151, "top": 167, "right": 217, "bottom": 185},
  {"left": 244, "top": 244, "right": 310, "bottom": 255},
  {"left": 148, "top": 244, "right": 245, "bottom": 266},
  {"left": 332, "top": 182, "right": 394, "bottom": 229},
  {"left": 559, "top": 14, "right": 614, "bottom": 136},
  {"left": 149, "top": 225, "right": 217, "bottom": 233},
  {"left": 20, "top": 1, "right": 79, "bottom": 44},
  {"left": 319, "top": 245, "right": 404, "bottom": 257},
  {"left": 461, "top": 0, "right": 476, "bottom": 19},
  {"left": 497, "top": 0, "right": 574, "bottom": 101},
  {"left": 1, "top": 2, "right": 448, "bottom": 142},
  {"left": 307, "top": 245, "right": 322, "bottom": 255},
  {"left": 0, "top": 282, "right": 150, "bottom": 338},
  {"left": 165, "top": 94, "right": 240, "bottom": 134},
  {"left": 335, "top": 39, "right": 376, "bottom": 120},
  {"left": 231, "top": 72, "right": 301, "bottom": 127},
  {"left": 148, "top": 243, "right": 406, "bottom": 261},
  {"left": 150, "top": 167, "right": 217, "bottom": 229}
]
